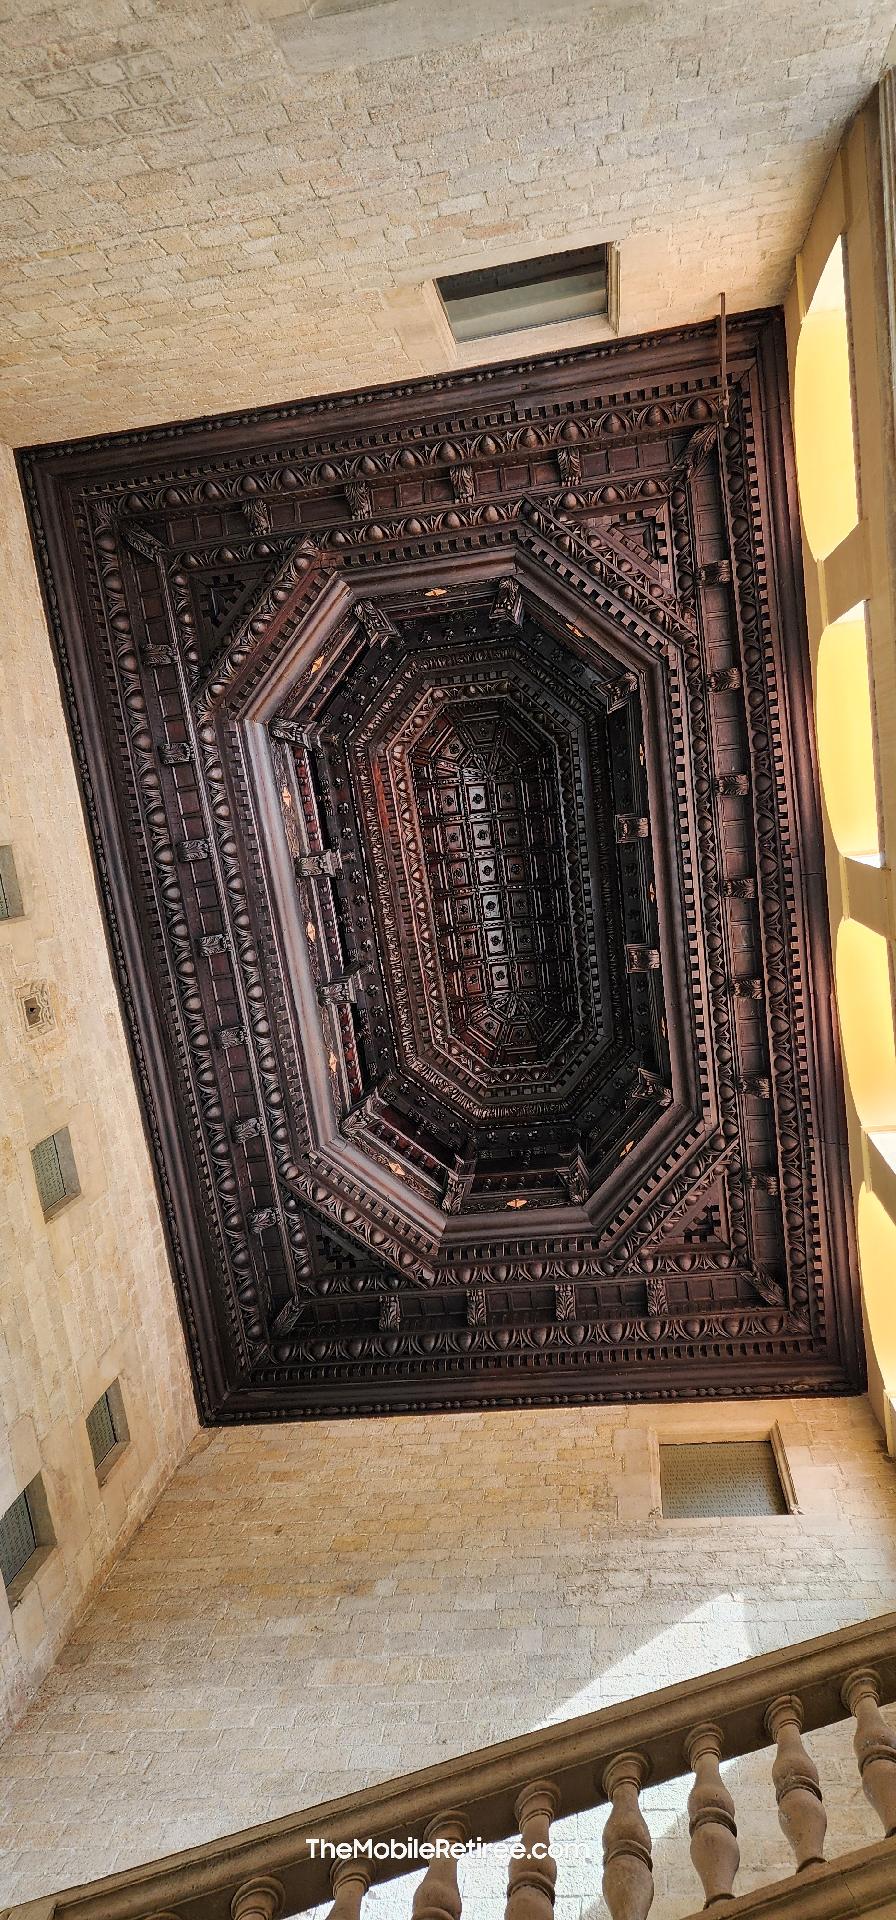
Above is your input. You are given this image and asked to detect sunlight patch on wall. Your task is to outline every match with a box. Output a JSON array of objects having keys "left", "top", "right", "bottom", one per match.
[
  {"left": 793, "top": 240, "right": 859, "bottom": 560},
  {"left": 834, "top": 920, "right": 896, "bottom": 1133},
  {"left": 858, "top": 1187, "right": 896, "bottom": 1384},
  {"left": 816, "top": 605, "right": 881, "bottom": 863},
  {"left": 787, "top": 110, "right": 896, "bottom": 1441}
]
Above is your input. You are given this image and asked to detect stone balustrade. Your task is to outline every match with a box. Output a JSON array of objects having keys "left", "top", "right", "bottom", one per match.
[{"left": 4, "top": 1614, "right": 896, "bottom": 1920}]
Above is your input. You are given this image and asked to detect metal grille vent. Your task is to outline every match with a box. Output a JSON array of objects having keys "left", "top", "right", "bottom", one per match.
[
  {"left": 0, "top": 1490, "right": 37, "bottom": 1590},
  {"left": 86, "top": 1380, "right": 129, "bottom": 1478},
  {"left": 660, "top": 1440, "right": 788, "bottom": 1518},
  {"left": 86, "top": 1392, "right": 117, "bottom": 1469},
  {"left": 31, "top": 1127, "right": 80, "bottom": 1217}
]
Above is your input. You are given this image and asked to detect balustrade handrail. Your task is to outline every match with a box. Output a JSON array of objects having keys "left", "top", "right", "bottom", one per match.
[{"left": 5, "top": 1610, "right": 896, "bottom": 1920}]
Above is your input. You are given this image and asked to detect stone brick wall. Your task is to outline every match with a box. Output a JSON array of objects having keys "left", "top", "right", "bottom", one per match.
[
  {"left": 1, "top": 0, "right": 894, "bottom": 443},
  {"left": 0, "top": 444, "right": 197, "bottom": 1742},
  {"left": 1, "top": 1394, "right": 895, "bottom": 1914}
]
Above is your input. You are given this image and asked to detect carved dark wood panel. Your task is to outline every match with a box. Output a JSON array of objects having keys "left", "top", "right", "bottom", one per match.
[{"left": 19, "top": 310, "right": 863, "bottom": 1419}]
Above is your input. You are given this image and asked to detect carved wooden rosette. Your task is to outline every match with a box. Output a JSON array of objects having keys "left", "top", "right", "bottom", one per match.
[
  {"left": 506, "top": 1780, "right": 560, "bottom": 1920},
  {"left": 764, "top": 1693, "right": 826, "bottom": 1871},
  {"left": 685, "top": 1722, "right": 739, "bottom": 1904},
  {"left": 602, "top": 1751, "right": 654, "bottom": 1920},
  {"left": 19, "top": 312, "right": 861, "bottom": 1420},
  {"left": 842, "top": 1667, "right": 896, "bottom": 1836}
]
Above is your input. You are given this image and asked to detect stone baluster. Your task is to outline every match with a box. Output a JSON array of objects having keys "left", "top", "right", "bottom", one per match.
[
  {"left": 414, "top": 1811, "right": 469, "bottom": 1920},
  {"left": 685, "top": 1722, "right": 739, "bottom": 1904},
  {"left": 842, "top": 1668, "right": 896, "bottom": 1836},
  {"left": 505, "top": 1780, "right": 560, "bottom": 1920},
  {"left": 602, "top": 1752, "right": 654, "bottom": 1920},
  {"left": 327, "top": 1857, "right": 371, "bottom": 1920},
  {"left": 764, "top": 1694, "right": 826, "bottom": 1870},
  {"left": 231, "top": 1878, "right": 284, "bottom": 1920}
]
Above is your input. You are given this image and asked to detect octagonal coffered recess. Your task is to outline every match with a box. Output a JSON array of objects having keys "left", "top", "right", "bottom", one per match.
[
  {"left": 219, "top": 517, "right": 691, "bottom": 1278},
  {"left": 20, "top": 310, "right": 862, "bottom": 1416}
]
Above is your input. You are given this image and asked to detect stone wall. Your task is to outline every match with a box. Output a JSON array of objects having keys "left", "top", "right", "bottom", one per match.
[
  {"left": 1, "top": 0, "right": 894, "bottom": 443},
  {"left": 0, "top": 444, "right": 197, "bottom": 1741},
  {"left": 1, "top": 1393, "right": 895, "bottom": 1914}
]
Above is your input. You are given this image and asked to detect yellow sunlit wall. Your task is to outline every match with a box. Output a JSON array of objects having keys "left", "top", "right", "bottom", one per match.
[
  {"left": 793, "top": 244, "right": 860, "bottom": 560},
  {"left": 858, "top": 1187, "right": 896, "bottom": 1389},
  {"left": 835, "top": 920, "right": 896, "bottom": 1131},
  {"left": 816, "top": 610, "right": 881, "bottom": 862},
  {"left": 786, "top": 87, "right": 896, "bottom": 1443}
]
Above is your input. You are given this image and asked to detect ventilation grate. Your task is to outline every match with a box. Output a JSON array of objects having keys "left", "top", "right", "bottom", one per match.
[
  {"left": 0, "top": 1489, "right": 37, "bottom": 1590},
  {"left": 660, "top": 1440, "right": 788, "bottom": 1518},
  {"left": 86, "top": 1380, "right": 129, "bottom": 1477},
  {"left": 86, "top": 1392, "right": 117, "bottom": 1470},
  {"left": 31, "top": 1127, "right": 80, "bottom": 1217}
]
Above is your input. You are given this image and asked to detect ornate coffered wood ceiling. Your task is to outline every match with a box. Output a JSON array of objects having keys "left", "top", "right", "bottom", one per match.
[{"left": 20, "top": 311, "right": 863, "bottom": 1419}]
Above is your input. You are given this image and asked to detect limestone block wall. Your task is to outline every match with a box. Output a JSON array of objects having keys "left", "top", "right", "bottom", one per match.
[
  {"left": 1, "top": 0, "right": 894, "bottom": 444},
  {"left": 0, "top": 443, "right": 197, "bottom": 1740},
  {"left": 0, "top": 1394, "right": 894, "bottom": 1914}
]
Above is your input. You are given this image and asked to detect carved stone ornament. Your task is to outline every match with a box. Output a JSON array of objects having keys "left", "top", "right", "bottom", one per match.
[
  {"left": 715, "top": 772, "right": 751, "bottom": 798},
  {"left": 625, "top": 945, "right": 661, "bottom": 974},
  {"left": 616, "top": 814, "right": 650, "bottom": 844},
  {"left": 557, "top": 444, "right": 583, "bottom": 484},
  {"left": 450, "top": 463, "right": 476, "bottom": 504},
  {"left": 698, "top": 558, "right": 733, "bottom": 586},
  {"left": 707, "top": 665, "right": 742, "bottom": 692},
  {"left": 606, "top": 672, "right": 639, "bottom": 712},
  {"left": 491, "top": 575, "right": 524, "bottom": 626},
  {"left": 355, "top": 599, "right": 398, "bottom": 646},
  {"left": 19, "top": 311, "right": 861, "bottom": 1418},
  {"left": 645, "top": 1278, "right": 668, "bottom": 1316},
  {"left": 18, "top": 980, "right": 55, "bottom": 1038},
  {"left": 244, "top": 499, "right": 273, "bottom": 537},
  {"left": 345, "top": 478, "right": 373, "bottom": 520}
]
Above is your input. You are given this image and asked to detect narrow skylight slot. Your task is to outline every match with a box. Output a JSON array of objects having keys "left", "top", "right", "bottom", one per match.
[{"left": 436, "top": 245, "right": 610, "bottom": 343}]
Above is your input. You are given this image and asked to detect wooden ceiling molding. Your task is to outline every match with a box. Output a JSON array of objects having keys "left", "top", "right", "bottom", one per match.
[{"left": 19, "top": 310, "right": 863, "bottom": 1420}]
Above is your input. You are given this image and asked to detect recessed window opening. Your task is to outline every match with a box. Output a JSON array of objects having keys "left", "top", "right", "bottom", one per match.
[
  {"left": 436, "top": 244, "right": 610, "bottom": 343},
  {"left": 835, "top": 920, "right": 896, "bottom": 1132},
  {"left": 31, "top": 1126, "right": 80, "bottom": 1218},
  {"left": 660, "top": 1439, "right": 789, "bottom": 1517},
  {"left": 311, "top": 0, "right": 388, "bottom": 14},
  {"left": 86, "top": 1380, "right": 130, "bottom": 1480},
  {"left": 0, "top": 1490, "right": 36, "bottom": 1590},
  {"left": 0, "top": 1475, "right": 55, "bottom": 1602},
  {"left": 793, "top": 235, "right": 859, "bottom": 559},
  {"left": 816, "top": 602, "right": 882, "bottom": 865},
  {"left": 0, "top": 845, "right": 24, "bottom": 920}
]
